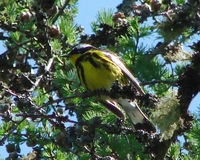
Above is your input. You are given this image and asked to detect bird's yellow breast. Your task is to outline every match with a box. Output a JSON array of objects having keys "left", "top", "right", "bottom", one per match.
[
  {"left": 79, "top": 59, "right": 123, "bottom": 90},
  {"left": 69, "top": 50, "right": 127, "bottom": 91}
]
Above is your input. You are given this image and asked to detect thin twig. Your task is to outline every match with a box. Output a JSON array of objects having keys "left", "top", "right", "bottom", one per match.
[
  {"left": 148, "top": 41, "right": 170, "bottom": 58},
  {"left": 28, "top": 57, "right": 54, "bottom": 92},
  {"left": 52, "top": 0, "right": 70, "bottom": 24},
  {"left": 141, "top": 79, "right": 176, "bottom": 86},
  {"left": 0, "top": 118, "right": 26, "bottom": 145},
  {"left": 15, "top": 113, "right": 77, "bottom": 123},
  {"left": 0, "top": 40, "right": 32, "bottom": 56}
]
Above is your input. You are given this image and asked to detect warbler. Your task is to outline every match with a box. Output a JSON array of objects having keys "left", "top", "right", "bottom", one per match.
[{"left": 67, "top": 44, "right": 155, "bottom": 132}]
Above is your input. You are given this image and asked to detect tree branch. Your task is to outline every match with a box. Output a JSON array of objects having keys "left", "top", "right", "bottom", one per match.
[
  {"left": 52, "top": 0, "right": 70, "bottom": 24},
  {"left": 152, "top": 51, "right": 200, "bottom": 159}
]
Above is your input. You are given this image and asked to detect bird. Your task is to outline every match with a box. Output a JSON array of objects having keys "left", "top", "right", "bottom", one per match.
[{"left": 66, "top": 43, "right": 156, "bottom": 132}]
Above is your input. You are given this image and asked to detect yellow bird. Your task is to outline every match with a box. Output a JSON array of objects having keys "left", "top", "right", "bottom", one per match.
[{"left": 67, "top": 44, "right": 155, "bottom": 132}]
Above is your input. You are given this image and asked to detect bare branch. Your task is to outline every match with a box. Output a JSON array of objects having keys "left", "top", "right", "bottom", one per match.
[{"left": 52, "top": 0, "right": 70, "bottom": 24}]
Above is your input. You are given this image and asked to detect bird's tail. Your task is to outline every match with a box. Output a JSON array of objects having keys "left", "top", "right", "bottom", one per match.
[{"left": 117, "top": 98, "right": 156, "bottom": 132}]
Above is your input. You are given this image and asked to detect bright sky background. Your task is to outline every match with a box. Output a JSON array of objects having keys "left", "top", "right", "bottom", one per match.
[
  {"left": 75, "top": 0, "right": 122, "bottom": 33},
  {"left": 0, "top": 0, "right": 199, "bottom": 158}
]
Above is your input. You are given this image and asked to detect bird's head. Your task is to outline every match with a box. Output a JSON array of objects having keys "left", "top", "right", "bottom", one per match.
[{"left": 66, "top": 44, "right": 94, "bottom": 65}]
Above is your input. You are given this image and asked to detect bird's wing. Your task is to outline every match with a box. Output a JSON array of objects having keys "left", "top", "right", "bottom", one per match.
[
  {"left": 103, "top": 51, "right": 145, "bottom": 95},
  {"left": 100, "top": 100, "right": 125, "bottom": 120}
]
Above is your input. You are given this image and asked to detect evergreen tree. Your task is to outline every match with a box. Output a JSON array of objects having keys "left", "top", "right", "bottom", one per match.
[{"left": 0, "top": 0, "right": 200, "bottom": 159}]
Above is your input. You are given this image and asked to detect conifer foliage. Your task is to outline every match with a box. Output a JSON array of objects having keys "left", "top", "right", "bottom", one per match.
[{"left": 0, "top": 0, "right": 200, "bottom": 159}]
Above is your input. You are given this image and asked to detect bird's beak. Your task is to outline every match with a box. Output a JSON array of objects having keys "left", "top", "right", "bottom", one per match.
[
  {"left": 62, "top": 54, "right": 69, "bottom": 59},
  {"left": 62, "top": 45, "right": 75, "bottom": 59},
  {"left": 61, "top": 53, "right": 71, "bottom": 59}
]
